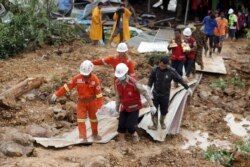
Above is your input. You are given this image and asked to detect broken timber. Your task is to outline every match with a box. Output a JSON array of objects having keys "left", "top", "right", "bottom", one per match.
[{"left": 0, "top": 77, "right": 44, "bottom": 109}]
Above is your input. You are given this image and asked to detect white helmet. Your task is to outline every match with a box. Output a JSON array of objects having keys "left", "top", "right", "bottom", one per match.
[
  {"left": 116, "top": 42, "right": 128, "bottom": 52},
  {"left": 228, "top": 8, "right": 234, "bottom": 14},
  {"left": 115, "top": 63, "right": 128, "bottom": 78},
  {"left": 80, "top": 60, "right": 94, "bottom": 76},
  {"left": 183, "top": 27, "right": 192, "bottom": 36}
]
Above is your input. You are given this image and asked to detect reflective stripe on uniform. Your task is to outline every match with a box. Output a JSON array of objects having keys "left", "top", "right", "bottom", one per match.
[
  {"left": 90, "top": 119, "right": 98, "bottom": 122},
  {"left": 64, "top": 84, "right": 70, "bottom": 92},
  {"left": 96, "top": 93, "right": 103, "bottom": 98},
  {"left": 101, "top": 58, "right": 107, "bottom": 65},
  {"left": 77, "top": 118, "right": 86, "bottom": 123},
  {"left": 128, "top": 104, "right": 138, "bottom": 109}
]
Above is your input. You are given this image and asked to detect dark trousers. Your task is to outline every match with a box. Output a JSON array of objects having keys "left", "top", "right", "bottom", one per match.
[
  {"left": 171, "top": 60, "right": 184, "bottom": 76},
  {"left": 163, "top": 0, "right": 171, "bottom": 11},
  {"left": 205, "top": 34, "right": 215, "bottom": 49},
  {"left": 118, "top": 110, "right": 139, "bottom": 134},
  {"left": 185, "top": 58, "right": 195, "bottom": 77},
  {"left": 153, "top": 93, "right": 170, "bottom": 116}
]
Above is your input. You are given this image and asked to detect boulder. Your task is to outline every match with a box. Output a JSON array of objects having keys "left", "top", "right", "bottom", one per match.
[
  {"left": 0, "top": 141, "right": 23, "bottom": 157},
  {"left": 224, "top": 88, "right": 236, "bottom": 96},
  {"left": 10, "top": 132, "right": 34, "bottom": 146},
  {"left": 81, "top": 155, "right": 111, "bottom": 167},
  {"left": 26, "top": 124, "right": 48, "bottom": 137},
  {"left": 199, "top": 90, "right": 211, "bottom": 101}
]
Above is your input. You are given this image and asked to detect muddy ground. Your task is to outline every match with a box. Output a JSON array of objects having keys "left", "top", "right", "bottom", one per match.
[{"left": 0, "top": 39, "right": 249, "bottom": 167}]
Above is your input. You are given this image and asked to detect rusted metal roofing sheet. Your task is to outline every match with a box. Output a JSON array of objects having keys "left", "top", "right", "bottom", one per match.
[{"left": 195, "top": 56, "right": 227, "bottom": 74}]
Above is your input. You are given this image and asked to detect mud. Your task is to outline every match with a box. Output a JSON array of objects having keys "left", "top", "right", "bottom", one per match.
[{"left": 0, "top": 39, "right": 249, "bottom": 166}]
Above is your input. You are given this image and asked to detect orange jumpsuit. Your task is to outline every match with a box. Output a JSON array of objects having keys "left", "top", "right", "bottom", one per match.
[
  {"left": 55, "top": 73, "right": 103, "bottom": 139},
  {"left": 92, "top": 55, "right": 136, "bottom": 77}
]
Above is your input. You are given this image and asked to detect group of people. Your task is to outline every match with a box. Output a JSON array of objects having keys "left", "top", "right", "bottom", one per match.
[
  {"left": 90, "top": 2, "right": 132, "bottom": 45},
  {"left": 50, "top": 42, "right": 193, "bottom": 143}
]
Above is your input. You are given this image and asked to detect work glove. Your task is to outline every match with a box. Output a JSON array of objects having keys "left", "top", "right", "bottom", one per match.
[
  {"left": 187, "top": 88, "right": 193, "bottom": 96},
  {"left": 150, "top": 106, "right": 157, "bottom": 115},
  {"left": 50, "top": 94, "right": 57, "bottom": 104}
]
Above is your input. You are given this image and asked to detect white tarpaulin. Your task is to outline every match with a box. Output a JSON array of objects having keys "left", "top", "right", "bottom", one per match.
[
  {"left": 196, "top": 56, "right": 227, "bottom": 74},
  {"left": 137, "top": 41, "right": 169, "bottom": 53}
]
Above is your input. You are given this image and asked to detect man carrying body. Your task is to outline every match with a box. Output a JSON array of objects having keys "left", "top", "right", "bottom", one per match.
[
  {"left": 114, "top": 63, "right": 156, "bottom": 143},
  {"left": 92, "top": 42, "right": 136, "bottom": 78},
  {"left": 50, "top": 60, "right": 103, "bottom": 142},
  {"left": 147, "top": 57, "right": 192, "bottom": 130}
]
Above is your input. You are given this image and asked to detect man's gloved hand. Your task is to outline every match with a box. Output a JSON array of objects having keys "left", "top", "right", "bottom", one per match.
[
  {"left": 187, "top": 88, "right": 193, "bottom": 96},
  {"left": 50, "top": 94, "right": 57, "bottom": 104},
  {"left": 150, "top": 106, "right": 157, "bottom": 115}
]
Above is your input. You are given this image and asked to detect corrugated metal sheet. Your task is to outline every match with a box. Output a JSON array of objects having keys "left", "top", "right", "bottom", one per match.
[{"left": 195, "top": 56, "right": 227, "bottom": 74}]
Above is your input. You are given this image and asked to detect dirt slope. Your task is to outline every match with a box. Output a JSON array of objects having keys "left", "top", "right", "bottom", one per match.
[{"left": 0, "top": 39, "right": 249, "bottom": 167}]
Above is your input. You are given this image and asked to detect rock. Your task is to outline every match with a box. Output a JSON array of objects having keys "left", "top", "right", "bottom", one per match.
[
  {"left": 52, "top": 103, "right": 63, "bottom": 113},
  {"left": 247, "top": 89, "right": 250, "bottom": 99},
  {"left": 199, "top": 90, "right": 211, "bottom": 101},
  {"left": 10, "top": 132, "right": 34, "bottom": 146},
  {"left": 65, "top": 101, "right": 76, "bottom": 113},
  {"left": 0, "top": 141, "right": 23, "bottom": 157},
  {"left": 81, "top": 155, "right": 111, "bottom": 167},
  {"left": 24, "top": 93, "right": 36, "bottom": 101},
  {"left": 210, "top": 95, "right": 220, "bottom": 104},
  {"left": 26, "top": 124, "right": 48, "bottom": 137},
  {"left": 224, "top": 88, "right": 236, "bottom": 96},
  {"left": 234, "top": 151, "right": 250, "bottom": 167},
  {"left": 54, "top": 111, "right": 67, "bottom": 120}
]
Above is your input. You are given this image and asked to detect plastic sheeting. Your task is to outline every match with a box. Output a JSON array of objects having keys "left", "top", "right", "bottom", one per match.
[{"left": 137, "top": 41, "right": 169, "bottom": 53}]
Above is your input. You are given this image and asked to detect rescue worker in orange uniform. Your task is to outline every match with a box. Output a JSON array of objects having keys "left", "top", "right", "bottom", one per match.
[
  {"left": 92, "top": 42, "right": 136, "bottom": 78},
  {"left": 114, "top": 63, "right": 157, "bottom": 143},
  {"left": 89, "top": 2, "right": 104, "bottom": 45},
  {"left": 183, "top": 27, "right": 197, "bottom": 78},
  {"left": 50, "top": 60, "right": 103, "bottom": 142},
  {"left": 109, "top": 3, "right": 131, "bottom": 44}
]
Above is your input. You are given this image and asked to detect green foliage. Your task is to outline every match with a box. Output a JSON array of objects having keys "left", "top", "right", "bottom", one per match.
[
  {"left": 0, "top": 0, "right": 80, "bottom": 59},
  {"left": 210, "top": 75, "right": 245, "bottom": 90},
  {"left": 235, "top": 139, "right": 250, "bottom": 153},
  {"left": 204, "top": 147, "right": 234, "bottom": 167},
  {"left": 204, "top": 139, "right": 250, "bottom": 167}
]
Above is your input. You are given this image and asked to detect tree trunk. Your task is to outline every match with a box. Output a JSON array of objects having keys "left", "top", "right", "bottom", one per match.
[{"left": 0, "top": 77, "right": 44, "bottom": 109}]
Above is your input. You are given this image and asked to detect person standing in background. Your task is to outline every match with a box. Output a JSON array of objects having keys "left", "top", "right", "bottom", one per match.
[
  {"left": 214, "top": 12, "right": 228, "bottom": 54},
  {"left": 109, "top": 3, "right": 131, "bottom": 44},
  {"left": 89, "top": 2, "right": 104, "bottom": 45},
  {"left": 228, "top": 8, "right": 238, "bottom": 41}
]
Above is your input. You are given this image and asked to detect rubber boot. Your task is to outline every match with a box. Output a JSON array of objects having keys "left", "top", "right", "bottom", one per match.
[
  {"left": 92, "top": 134, "right": 102, "bottom": 141},
  {"left": 209, "top": 48, "right": 212, "bottom": 57},
  {"left": 218, "top": 47, "right": 222, "bottom": 54},
  {"left": 118, "top": 133, "right": 126, "bottom": 142},
  {"left": 148, "top": 114, "right": 158, "bottom": 130},
  {"left": 132, "top": 131, "right": 140, "bottom": 143},
  {"left": 160, "top": 115, "right": 166, "bottom": 129}
]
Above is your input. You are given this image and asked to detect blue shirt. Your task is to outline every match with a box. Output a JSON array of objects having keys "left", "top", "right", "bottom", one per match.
[
  {"left": 203, "top": 16, "right": 218, "bottom": 36},
  {"left": 58, "top": 0, "right": 72, "bottom": 12}
]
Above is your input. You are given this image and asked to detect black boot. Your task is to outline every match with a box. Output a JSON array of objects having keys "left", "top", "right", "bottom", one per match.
[
  {"left": 160, "top": 115, "right": 166, "bottom": 129},
  {"left": 148, "top": 114, "right": 158, "bottom": 130}
]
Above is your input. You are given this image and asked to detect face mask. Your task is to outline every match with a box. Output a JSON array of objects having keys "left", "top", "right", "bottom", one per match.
[
  {"left": 118, "top": 75, "right": 126, "bottom": 81},
  {"left": 185, "top": 36, "right": 190, "bottom": 40}
]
